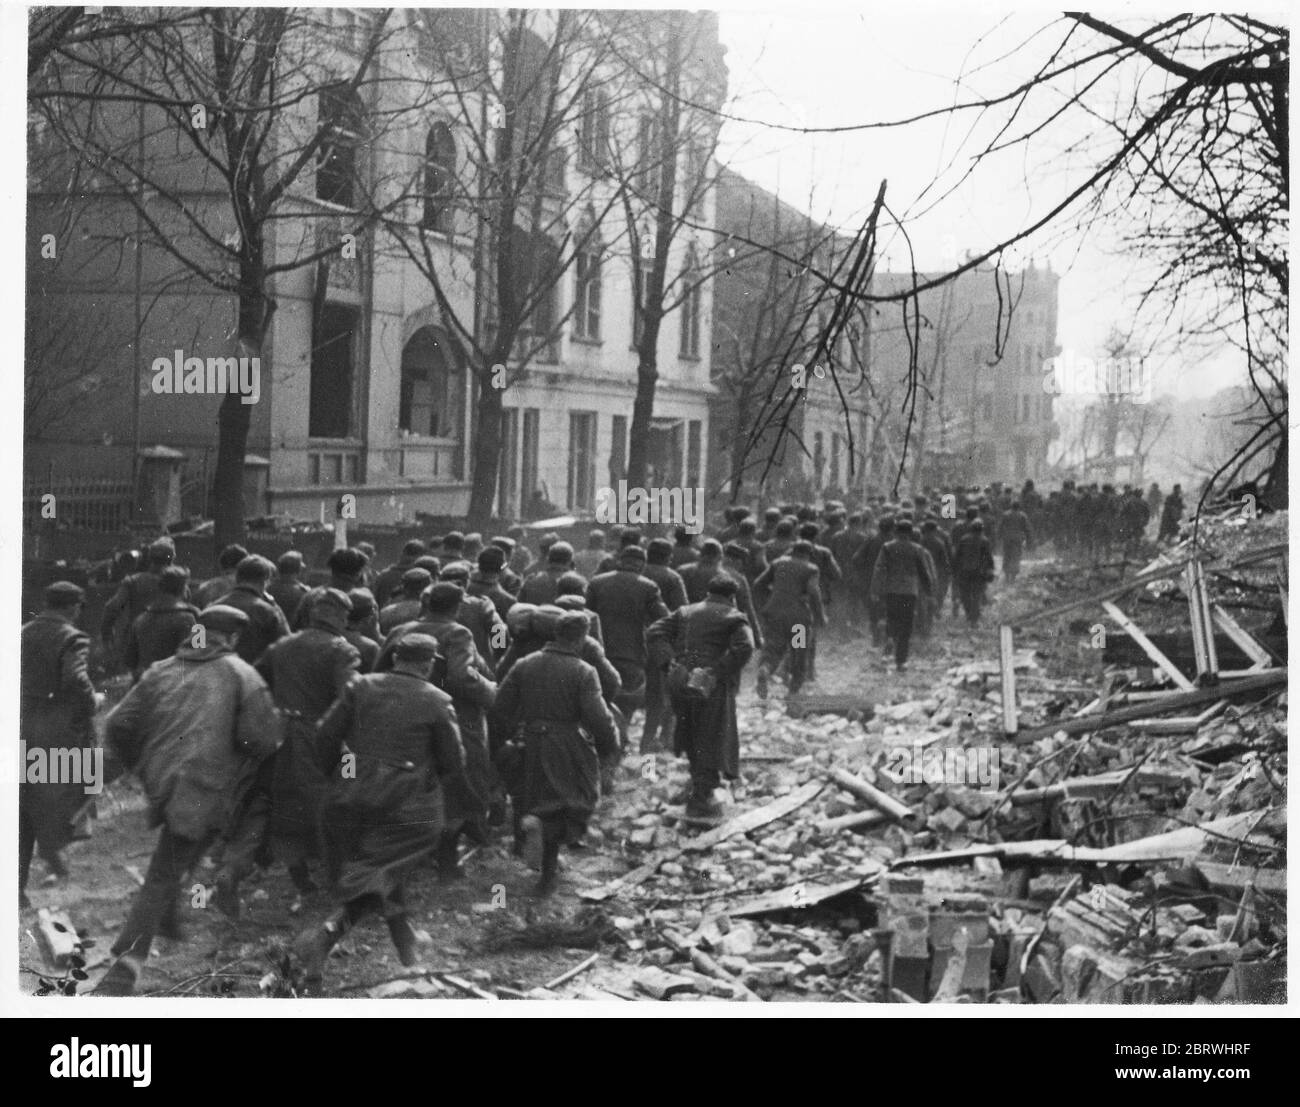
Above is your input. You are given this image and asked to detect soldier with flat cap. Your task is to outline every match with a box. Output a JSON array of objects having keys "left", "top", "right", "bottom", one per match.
[
  {"left": 96, "top": 605, "right": 283, "bottom": 995},
  {"left": 343, "top": 589, "right": 381, "bottom": 671},
  {"left": 215, "top": 554, "right": 290, "bottom": 664},
  {"left": 377, "top": 581, "right": 496, "bottom": 878},
  {"left": 21, "top": 581, "right": 97, "bottom": 905},
  {"left": 492, "top": 611, "right": 619, "bottom": 895},
  {"left": 294, "top": 547, "right": 372, "bottom": 632},
  {"left": 123, "top": 565, "right": 200, "bottom": 683},
  {"left": 586, "top": 544, "right": 668, "bottom": 745},
  {"left": 101, "top": 537, "right": 182, "bottom": 662},
  {"left": 215, "top": 588, "right": 361, "bottom": 910},
  {"left": 291, "top": 632, "right": 465, "bottom": 993},
  {"left": 647, "top": 576, "right": 755, "bottom": 822},
  {"left": 379, "top": 567, "right": 433, "bottom": 636}
]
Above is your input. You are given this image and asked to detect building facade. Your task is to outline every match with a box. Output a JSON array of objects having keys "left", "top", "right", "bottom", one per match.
[{"left": 26, "top": 8, "right": 725, "bottom": 529}]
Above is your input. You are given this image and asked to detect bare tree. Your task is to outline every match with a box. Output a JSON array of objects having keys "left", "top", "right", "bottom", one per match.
[{"left": 31, "top": 7, "right": 403, "bottom": 547}]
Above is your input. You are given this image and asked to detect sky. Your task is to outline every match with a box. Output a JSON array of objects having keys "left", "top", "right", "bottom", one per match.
[{"left": 712, "top": 3, "right": 1258, "bottom": 401}]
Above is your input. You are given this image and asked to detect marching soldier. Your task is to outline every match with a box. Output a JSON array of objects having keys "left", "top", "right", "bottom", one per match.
[
  {"left": 752, "top": 539, "right": 824, "bottom": 699},
  {"left": 96, "top": 605, "right": 283, "bottom": 995},
  {"left": 647, "top": 576, "right": 755, "bottom": 822},
  {"left": 492, "top": 612, "right": 620, "bottom": 895},
  {"left": 293, "top": 633, "right": 465, "bottom": 993},
  {"left": 21, "top": 582, "right": 98, "bottom": 905},
  {"left": 378, "top": 582, "right": 496, "bottom": 878}
]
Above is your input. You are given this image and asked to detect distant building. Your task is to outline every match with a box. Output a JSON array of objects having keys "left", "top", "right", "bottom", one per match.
[
  {"left": 709, "top": 168, "right": 870, "bottom": 506},
  {"left": 867, "top": 264, "right": 1061, "bottom": 488}
]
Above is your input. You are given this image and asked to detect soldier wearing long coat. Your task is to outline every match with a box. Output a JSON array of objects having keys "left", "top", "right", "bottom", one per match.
[
  {"left": 292, "top": 633, "right": 465, "bottom": 993},
  {"left": 752, "top": 542, "right": 824, "bottom": 699},
  {"left": 377, "top": 582, "right": 496, "bottom": 876},
  {"left": 647, "top": 577, "right": 755, "bottom": 820},
  {"left": 247, "top": 589, "right": 360, "bottom": 895},
  {"left": 492, "top": 613, "right": 619, "bottom": 894},
  {"left": 20, "top": 582, "right": 98, "bottom": 904}
]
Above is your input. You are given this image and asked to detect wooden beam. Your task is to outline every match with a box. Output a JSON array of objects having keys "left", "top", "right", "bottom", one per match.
[
  {"left": 999, "top": 625, "right": 1018, "bottom": 735},
  {"left": 1101, "top": 601, "right": 1195, "bottom": 691},
  {"left": 1211, "top": 605, "right": 1272, "bottom": 667},
  {"left": 1006, "top": 554, "right": 1198, "bottom": 627},
  {"left": 1013, "top": 669, "right": 1286, "bottom": 743},
  {"left": 827, "top": 767, "right": 913, "bottom": 821}
]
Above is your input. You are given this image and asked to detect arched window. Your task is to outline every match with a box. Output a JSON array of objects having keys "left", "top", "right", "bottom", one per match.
[
  {"left": 423, "top": 123, "right": 456, "bottom": 233},
  {"left": 317, "top": 85, "right": 367, "bottom": 207},
  {"left": 573, "top": 207, "right": 602, "bottom": 341},
  {"left": 400, "top": 326, "right": 463, "bottom": 440}
]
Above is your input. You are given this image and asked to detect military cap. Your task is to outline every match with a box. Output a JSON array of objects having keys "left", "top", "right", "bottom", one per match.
[
  {"left": 970, "top": 518, "right": 986, "bottom": 530},
  {"left": 401, "top": 567, "right": 434, "bottom": 590},
  {"left": 198, "top": 604, "right": 250, "bottom": 632},
  {"left": 412, "top": 555, "right": 442, "bottom": 576},
  {"left": 393, "top": 632, "right": 439, "bottom": 661},
  {"left": 313, "top": 587, "right": 353, "bottom": 615},
  {"left": 438, "top": 561, "right": 472, "bottom": 583},
  {"left": 327, "top": 548, "right": 369, "bottom": 576},
  {"left": 619, "top": 545, "right": 647, "bottom": 563},
  {"left": 423, "top": 581, "right": 464, "bottom": 611},
  {"left": 146, "top": 538, "right": 176, "bottom": 562},
  {"left": 722, "top": 542, "right": 748, "bottom": 561},
  {"left": 554, "top": 594, "right": 589, "bottom": 612},
  {"left": 547, "top": 540, "right": 574, "bottom": 563},
  {"left": 44, "top": 580, "right": 86, "bottom": 607},
  {"left": 347, "top": 588, "right": 376, "bottom": 619},
  {"left": 490, "top": 536, "right": 516, "bottom": 553},
  {"left": 706, "top": 575, "right": 739, "bottom": 598},
  {"left": 478, "top": 546, "right": 506, "bottom": 572},
  {"left": 555, "top": 610, "right": 590, "bottom": 639}
]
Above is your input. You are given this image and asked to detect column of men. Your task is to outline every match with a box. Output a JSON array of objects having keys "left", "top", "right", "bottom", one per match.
[
  {"left": 21, "top": 480, "right": 1187, "bottom": 994},
  {"left": 23, "top": 526, "right": 763, "bottom": 994}
]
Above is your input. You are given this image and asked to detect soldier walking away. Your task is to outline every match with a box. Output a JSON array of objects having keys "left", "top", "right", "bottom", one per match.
[
  {"left": 952, "top": 518, "right": 996, "bottom": 627},
  {"left": 100, "top": 537, "right": 182, "bottom": 664},
  {"left": 95, "top": 605, "right": 283, "bottom": 995},
  {"left": 999, "top": 501, "right": 1033, "bottom": 583},
  {"left": 192, "top": 543, "right": 249, "bottom": 609},
  {"left": 586, "top": 544, "right": 669, "bottom": 745},
  {"left": 647, "top": 576, "right": 755, "bottom": 824},
  {"left": 268, "top": 551, "right": 312, "bottom": 626},
  {"left": 292, "top": 633, "right": 465, "bottom": 994},
  {"left": 216, "top": 588, "right": 361, "bottom": 912},
  {"left": 372, "top": 539, "right": 427, "bottom": 609},
  {"left": 869, "top": 519, "right": 934, "bottom": 671},
  {"left": 21, "top": 582, "right": 98, "bottom": 907},
  {"left": 752, "top": 539, "right": 825, "bottom": 699},
  {"left": 1158, "top": 483, "right": 1185, "bottom": 542},
  {"left": 122, "top": 566, "right": 199, "bottom": 682},
  {"left": 215, "top": 555, "right": 291, "bottom": 664},
  {"left": 492, "top": 612, "right": 620, "bottom": 895},
  {"left": 377, "top": 582, "right": 497, "bottom": 880},
  {"left": 851, "top": 515, "right": 894, "bottom": 645}
]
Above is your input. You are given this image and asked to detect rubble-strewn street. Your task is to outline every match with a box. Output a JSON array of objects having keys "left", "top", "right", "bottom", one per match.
[{"left": 23, "top": 509, "right": 1285, "bottom": 1003}]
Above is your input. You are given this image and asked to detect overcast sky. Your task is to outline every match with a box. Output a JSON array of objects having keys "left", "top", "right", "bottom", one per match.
[{"left": 714, "top": 3, "right": 1255, "bottom": 401}]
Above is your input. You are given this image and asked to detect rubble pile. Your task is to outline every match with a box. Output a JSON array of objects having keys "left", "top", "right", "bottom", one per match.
[{"left": 564, "top": 521, "right": 1286, "bottom": 1004}]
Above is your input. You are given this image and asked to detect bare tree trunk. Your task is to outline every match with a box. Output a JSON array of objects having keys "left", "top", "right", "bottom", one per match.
[{"left": 466, "top": 369, "right": 503, "bottom": 532}]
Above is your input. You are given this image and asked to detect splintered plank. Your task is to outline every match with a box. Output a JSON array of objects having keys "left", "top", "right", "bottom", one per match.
[
  {"left": 1013, "top": 669, "right": 1286, "bottom": 742},
  {"left": 727, "top": 874, "right": 879, "bottom": 918},
  {"left": 1101, "top": 601, "right": 1195, "bottom": 691},
  {"left": 785, "top": 693, "right": 874, "bottom": 719},
  {"left": 579, "top": 780, "right": 826, "bottom": 902}
]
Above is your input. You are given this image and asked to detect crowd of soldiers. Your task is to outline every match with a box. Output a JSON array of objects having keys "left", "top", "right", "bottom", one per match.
[{"left": 19, "top": 476, "right": 1189, "bottom": 995}]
